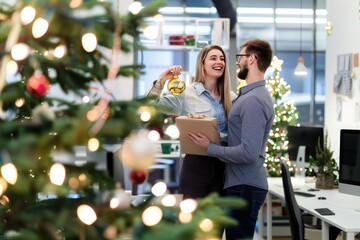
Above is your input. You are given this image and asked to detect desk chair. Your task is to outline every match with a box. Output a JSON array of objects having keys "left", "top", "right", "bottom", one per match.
[
  {"left": 280, "top": 160, "right": 321, "bottom": 240},
  {"left": 280, "top": 160, "right": 341, "bottom": 240}
]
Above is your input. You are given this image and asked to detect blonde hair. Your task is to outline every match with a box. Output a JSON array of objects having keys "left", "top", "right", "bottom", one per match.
[{"left": 193, "top": 45, "right": 232, "bottom": 117}]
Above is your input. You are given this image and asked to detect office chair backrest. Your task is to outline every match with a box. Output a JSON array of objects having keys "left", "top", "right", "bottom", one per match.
[{"left": 280, "top": 159, "right": 305, "bottom": 240}]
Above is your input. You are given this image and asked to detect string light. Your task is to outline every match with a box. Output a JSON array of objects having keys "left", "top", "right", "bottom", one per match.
[
  {"left": 142, "top": 206, "right": 163, "bottom": 226},
  {"left": 77, "top": 204, "right": 97, "bottom": 225},
  {"left": 20, "top": 6, "right": 36, "bottom": 25},
  {"left": 11, "top": 43, "right": 31, "bottom": 61},
  {"left": 82, "top": 33, "right": 97, "bottom": 52},
  {"left": 49, "top": 163, "right": 66, "bottom": 186},
  {"left": 32, "top": 18, "right": 49, "bottom": 38}
]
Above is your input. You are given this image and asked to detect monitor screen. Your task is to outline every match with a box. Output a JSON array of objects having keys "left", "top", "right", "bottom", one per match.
[
  {"left": 339, "top": 129, "right": 360, "bottom": 196},
  {"left": 287, "top": 125, "right": 324, "bottom": 162}
]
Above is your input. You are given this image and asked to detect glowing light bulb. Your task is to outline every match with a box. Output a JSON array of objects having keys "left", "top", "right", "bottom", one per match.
[
  {"left": 6, "top": 60, "right": 18, "bottom": 75},
  {"left": 143, "top": 25, "right": 158, "bottom": 40},
  {"left": 20, "top": 6, "right": 36, "bottom": 25},
  {"left": 180, "top": 199, "right": 197, "bottom": 213},
  {"left": 165, "top": 125, "right": 180, "bottom": 139},
  {"left": 82, "top": 95, "right": 90, "bottom": 103},
  {"left": 88, "top": 138, "right": 100, "bottom": 152},
  {"left": 151, "top": 181, "right": 167, "bottom": 196},
  {"left": 142, "top": 206, "right": 162, "bottom": 226},
  {"left": 161, "top": 195, "right": 176, "bottom": 207},
  {"left": 77, "top": 204, "right": 97, "bottom": 225},
  {"left": 128, "top": 1, "right": 142, "bottom": 15},
  {"left": 1, "top": 163, "right": 17, "bottom": 185},
  {"left": 82, "top": 33, "right": 97, "bottom": 52},
  {"left": 11, "top": 43, "right": 31, "bottom": 61},
  {"left": 199, "top": 218, "right": 214, "bottom": 232},
  {"left": 179, "top": 212, "right": 192, "bottom": 223},
  {"left": 54, "top": 45, "right": 67, "bottom": 58},
  {"left": 32, "top": 18, "right": 49, "bottom": 38},
  {"left": 147, "top": 130, "right": 160, "bottom": 141},
  {"left": 49, "top": 162, "right": 66, "bottom": 186},
  {"left": 110, "top": 198, "right": 119, "bottom": 209},
  {"left": 140, "top": 111, "right": 151, "bottom": 122}
]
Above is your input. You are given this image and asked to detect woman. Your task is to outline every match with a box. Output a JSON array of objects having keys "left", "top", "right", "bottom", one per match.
[{"left": 147, "top": 45, "right": 236, "bottom": 199}]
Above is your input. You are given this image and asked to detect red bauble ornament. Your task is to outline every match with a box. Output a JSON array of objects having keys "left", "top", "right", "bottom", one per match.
[
  {"left": 129, "top": 170, "right": 147, "bottom": 184},
  {"left": 26, "top": 74, "right": 50, "bottom": 98}
]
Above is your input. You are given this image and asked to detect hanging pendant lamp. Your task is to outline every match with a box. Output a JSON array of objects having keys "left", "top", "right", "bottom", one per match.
[{"left": 294, "top": 0, "right": 308, "bottom": 76}]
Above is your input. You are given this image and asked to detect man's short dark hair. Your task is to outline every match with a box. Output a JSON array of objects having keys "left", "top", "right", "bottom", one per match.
[{"left": 240, "top": 38, "right": 273, "bottom": 72}]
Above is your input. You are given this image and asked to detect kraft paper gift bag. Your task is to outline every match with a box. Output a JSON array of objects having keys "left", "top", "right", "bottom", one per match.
[{"left": 175, "top": 115, "right": 220, "bottom": 156}]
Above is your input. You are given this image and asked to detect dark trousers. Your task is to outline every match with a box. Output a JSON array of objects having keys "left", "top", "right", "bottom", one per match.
[
  {"left": 225, "top": 184, "right": 268, "bottom": 240},
  {"left": 179, "top": 154, "right": 225, "bottom": 199}
]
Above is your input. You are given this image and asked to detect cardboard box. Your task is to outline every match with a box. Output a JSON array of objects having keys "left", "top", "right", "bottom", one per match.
[{"left": 175, "top": 116, "right": 220, "bottom": 156}]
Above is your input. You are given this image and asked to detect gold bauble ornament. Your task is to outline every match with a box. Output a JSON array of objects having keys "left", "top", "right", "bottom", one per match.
[{"left": 167, "top": 75, "right": 186, "bottom": 96}]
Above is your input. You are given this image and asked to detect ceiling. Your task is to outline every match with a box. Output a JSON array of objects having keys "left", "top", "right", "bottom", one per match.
[{"left": 141, "top": 0, "right": 328, "bottom": 52}]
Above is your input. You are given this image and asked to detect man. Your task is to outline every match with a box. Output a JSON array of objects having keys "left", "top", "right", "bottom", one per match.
[{"left": 188, "top": 38, "right": 275, "bottom": 240}]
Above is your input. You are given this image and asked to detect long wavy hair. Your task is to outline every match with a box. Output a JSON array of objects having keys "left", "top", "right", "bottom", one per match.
[{"left": 193, "top": 45, "right": 232, "bottom": 117}]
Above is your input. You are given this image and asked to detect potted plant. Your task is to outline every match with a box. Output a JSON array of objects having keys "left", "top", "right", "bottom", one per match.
[{"left": 309, "top": 132, "right": 339, "bottom": 189}]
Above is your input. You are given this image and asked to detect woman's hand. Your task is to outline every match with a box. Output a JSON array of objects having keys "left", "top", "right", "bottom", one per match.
[
  {"left": 187, "top": 132, "right": 210, "bottom": 150},
  {"left": 158, "top": 65, "right": 182, "bottom": 85}
]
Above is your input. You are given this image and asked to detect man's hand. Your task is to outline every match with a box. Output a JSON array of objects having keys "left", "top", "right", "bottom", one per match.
[{"left": 187, "top": 132, "right": 210, "bottom": 150}]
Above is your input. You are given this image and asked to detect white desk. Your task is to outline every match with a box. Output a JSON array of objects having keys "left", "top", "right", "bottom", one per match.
[{"left": 262, "top": 177, "right": 360, "bottom": 240}]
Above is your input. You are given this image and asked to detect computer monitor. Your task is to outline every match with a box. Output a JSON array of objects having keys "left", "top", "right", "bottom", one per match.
[
  {"left": 287, "top": 125, "right": 324, "bottom": 164},
  {"left": 339, "top": 129, "right": 360, "bottom": 196}
]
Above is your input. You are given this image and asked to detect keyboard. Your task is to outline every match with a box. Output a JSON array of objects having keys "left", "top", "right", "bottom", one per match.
[
  {"left": 294, "top": 191, "right": 316, "bottom": 197},
  {"left": 315, "top": 208, "right": 335, "bottom": 215}
]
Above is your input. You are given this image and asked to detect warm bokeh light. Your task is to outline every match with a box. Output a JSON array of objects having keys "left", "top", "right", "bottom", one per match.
[
  {"left": 165, "top": 124, "right": 180, "bottom": 139},
  {"left": 15, "top": 98, "right": 25, "bottom": 107},
  {"left": 11, "top": 43, "right": 31, "bottom": 61},
  {"left": 77, "top": 204, "right": 97, "bottom": 225},
  {"left": 6, "top": 60, "right": 18, "bottom": 75},
  {"left": 88, "top": 138, "right": 100, "bottom": 152},
  {"left": 151, "top": 181, "right": 167, "bottom": 196},
  {"left": 1, "top": 163, "right": 17, "bottom": 185},
  {"left": 161, "top": 195, "right": 176, "bottom": 207},
  {"left": 179, "top": 212, "right": 192, "bottom": 223},
  {"left": 32, "top": 18, "right": 49, "bottom": 38},
  {"left": 20, "top": 6, "right": 36, "bottom": 25},
  {"left": 49, "top": 163, "right": 66, "bottom": 186},
  {"left": 199, "top": 218, "right": 214, "bottom": 232},
  {"left": 180, "top": 199, "right": 197, "bottom": 213},
  {"left": 142, "top": 206, "right": 162, "bottom": 226},
  {"left": 69, "top": 177, "right": 80, "bottom": 190},
  {"left": 147, "top": 130, "right": 160, "bottom": 141},
  {"left": 140, "top": 111, "right": 151, "bottom": 122},
  {"left": 143, "top": 25, "right": 158, "bottom": 40},
  {"left": 0, "top": 178, "right": 8, "bottom": 195},
  {"left": 82, "top": 33, "right": 97, "bottom": 52},
  {"left": 82, "top": 95, "right": 90, "bottom": 103},
  {"left": 109, "top": 197, "right": 120, "bottom": 209},
  {"left": 128, "top": 1, "right": 142, "bottom": 15},
  {"left": 54, "top": 45, "right": 67, "bottom": 58}
]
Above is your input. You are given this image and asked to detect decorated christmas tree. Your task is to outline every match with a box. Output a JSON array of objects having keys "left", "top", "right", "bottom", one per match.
[
  {"left": 265, "top": 56, "right": 299, "bottom": 176},
  {"left": 0, "top": 0, "right": 244, "bottom": 239}
]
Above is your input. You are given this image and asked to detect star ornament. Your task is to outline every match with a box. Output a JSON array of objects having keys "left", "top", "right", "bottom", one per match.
[{"left": 270, "top": 56, "right": 284, "bottom": 72}]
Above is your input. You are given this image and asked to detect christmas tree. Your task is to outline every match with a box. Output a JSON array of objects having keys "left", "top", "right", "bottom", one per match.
[
  {"left": 0, "top": 0, "right": 244, "bottom": 239},
  {"left": 265, "top": 56, "right": 299, "bottom": 177}
]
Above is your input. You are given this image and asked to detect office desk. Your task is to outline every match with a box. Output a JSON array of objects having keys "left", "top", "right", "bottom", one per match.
[{"left": 262, "top": 177, "right": 360, "bottom": 240}]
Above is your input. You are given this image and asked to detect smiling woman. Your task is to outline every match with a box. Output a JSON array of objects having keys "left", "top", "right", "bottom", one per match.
[{"left": 145, "top": 44, "right": 237, "bottom": 202}]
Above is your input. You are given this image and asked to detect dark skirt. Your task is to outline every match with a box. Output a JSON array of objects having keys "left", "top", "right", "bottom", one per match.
[{"left": 179, "top": 154, "right": 225, "bottom": 199}]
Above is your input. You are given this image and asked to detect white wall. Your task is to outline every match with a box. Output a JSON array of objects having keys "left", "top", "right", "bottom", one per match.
[{"left": 325, "top": 0, "right": 360, "bottom": 161}]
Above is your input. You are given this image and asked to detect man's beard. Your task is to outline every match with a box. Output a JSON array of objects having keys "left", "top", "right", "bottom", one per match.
[{"left": 237, "top": 66, "right": 249, "bottom": 80}]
